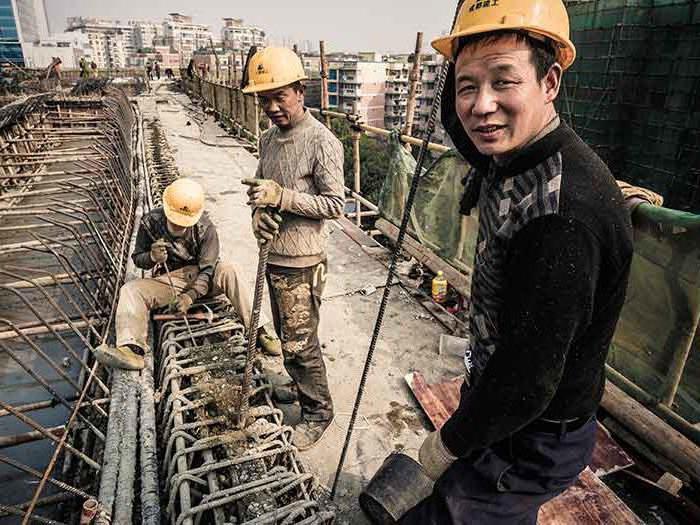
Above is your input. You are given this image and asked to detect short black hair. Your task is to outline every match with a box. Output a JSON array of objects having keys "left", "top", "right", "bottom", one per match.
[
  {"left": 455, "top": 30, "right": 557, "bottom": 81},
  {"left": 290, "top": 81, "right": 305, "bottom": 94}
]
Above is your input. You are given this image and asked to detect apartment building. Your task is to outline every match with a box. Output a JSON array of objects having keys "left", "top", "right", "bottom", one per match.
[
  {"left": 66, "top": 18, "right": 134, "bottom": 69},
  {"left": 130, "top": 20, "right": 164, "bottom": 50},
  {"left": 221, "top": 18, "right": 265, "bottom": 55},
  {"left": 327, "top": 52, "right": 386, "bottom": 127},
  {"left": 383, "top": 53, "right": 445, "bottom": 143},
  {"left": 163, "top": 13, "right": 212, "bottom": 61}
]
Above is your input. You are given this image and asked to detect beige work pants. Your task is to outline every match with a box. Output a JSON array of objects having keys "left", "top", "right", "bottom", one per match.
[{"left": 115, "top": 261, "right": 266, "bottom": 351}]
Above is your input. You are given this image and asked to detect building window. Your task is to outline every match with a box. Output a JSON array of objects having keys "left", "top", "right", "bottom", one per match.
[
  {"left": 329, "top": 69, "right": 337, "bottom": 80},
  {"left": 329, "top": 83, "right": 337, "bottom": 93},
  {"left": 329, "top": 95, "right": 338, "bottom": 106}
]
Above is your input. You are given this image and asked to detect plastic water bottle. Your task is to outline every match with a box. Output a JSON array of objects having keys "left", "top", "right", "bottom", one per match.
[{"left": 432, "top": 271, "right": 448, "bottom": 304}]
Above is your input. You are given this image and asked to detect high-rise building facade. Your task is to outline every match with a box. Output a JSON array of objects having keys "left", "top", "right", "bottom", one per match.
[
  {"left": 163, "top": 13, "right": 212, "bottom": 62},
  {"left": 0, "top": 0, "right": 50, "bottom": 65},
  {"left": 327, "top": 52, "right": 386, "bottom": 127},
  {"left": 221, "top": 18, "right": 265, "bottom": 56},
  {"left": 66, "top": 18, "right": 134, "bottom": 69}
]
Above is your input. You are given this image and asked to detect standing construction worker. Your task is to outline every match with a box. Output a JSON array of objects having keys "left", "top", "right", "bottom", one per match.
[
  {"left": 94, "top": 178, "right": 281, "bottom": 370},
  {"left": 398, "top": 0, "right": 634, "bottom": 522},
  {"left": 241, "top": 47, "right": 345, "bottom": 450},
  {"left": 155, "top": 61, "right": 161, "bottom": 80}
]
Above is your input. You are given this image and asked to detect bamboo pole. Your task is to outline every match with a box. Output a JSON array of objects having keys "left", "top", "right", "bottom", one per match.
[
  {"left": 601, "top": 381, "right": 700, "bottom": 484},
  {"left": 403, "top": 32, "right": 424, "bottom": 146},
  {"left": 308, "top": 108, "right": 450, "bottom": 153},
  {"left": 352, "top": 128, "right": 362, "bottom": 227},
  {"left": 319, "top": 41, "right": 331, "bottom": 128},
  {"left": 660, "top": 314, "right": 700, "bottom": 407}
]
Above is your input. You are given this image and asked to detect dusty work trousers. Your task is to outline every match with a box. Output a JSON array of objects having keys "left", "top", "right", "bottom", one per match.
[
  {"left": 267, "top": 261, "right": 334, "bottom": 423},
  {"left": 399, "top": 416, "right": 597, "bottom": 524},
  {"left": 116, "top": 261, "right": 265, "bottom": 351}
]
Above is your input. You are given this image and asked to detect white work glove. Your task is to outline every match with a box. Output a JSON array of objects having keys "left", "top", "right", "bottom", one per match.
[
  {"left": 242, "top": 178, "right": 283, "bottom": 208},
  {"left": 252, "top": 208, "right": 283, "bottom": 244},
  {"left": 174, "top": 294, "right": 193, "bottom": 314},
  {"left": 150, "top": 238, "right": 168, "bottom": 264},
  {"left": 419, "top": 430, "right": 458, "bottom": 481}
]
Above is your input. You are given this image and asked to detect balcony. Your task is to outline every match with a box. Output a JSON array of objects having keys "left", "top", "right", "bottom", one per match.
[{"left": 342, "top": 89, "right": 358, "bottom": 97}]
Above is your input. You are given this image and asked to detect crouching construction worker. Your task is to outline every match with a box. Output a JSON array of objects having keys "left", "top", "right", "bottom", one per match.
[
  {"left": 399, "top": 1, "right": 634, "bottom": 523},
  {"left": 241, "top": 47, "right": 345, "bottom": 450},
  {"left": 95, "top": 178, "right": 281, "bottom": 370}
]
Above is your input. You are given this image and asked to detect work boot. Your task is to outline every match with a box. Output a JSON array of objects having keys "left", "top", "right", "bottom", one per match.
[
  {"left": 293, "top": 417, "right": 334, "bottom": 451},
  {"left": 94, "top": 344, "right": 145, "bottom": 371},
  {"left": 272, "top": 383, "right": 299, "bottom": 404},
  {"left": 258, "top": 323, "right": 282, "bottom": 356}
]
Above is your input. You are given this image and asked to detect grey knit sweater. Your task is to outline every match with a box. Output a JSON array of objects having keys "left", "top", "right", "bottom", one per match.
[{"left": 256, "top": 109, "right": 345, "bottom": 267}]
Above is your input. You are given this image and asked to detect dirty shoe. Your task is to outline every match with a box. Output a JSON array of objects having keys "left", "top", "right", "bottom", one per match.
[
  {"left": 94, "top": 344, "right": 145, "bottom": 370},
  {"left": 293, "top": 417, "right": 334, "bottom": 451},
  {"left": 258, "top": 323, "right": 282, "bottom": 356},
  {"left": 272, "top": 384, "right": 298, "bottom": 404}
]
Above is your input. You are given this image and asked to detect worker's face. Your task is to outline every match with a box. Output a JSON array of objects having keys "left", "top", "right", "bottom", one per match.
[
  {"left": 454, "top": 35, "right": 561, "bottom": 161},
  {"left": 166, "top": 219, "right": 187, "bottom": 238},
  {"left": 258, "top": 86, "right": 304, "bottom": 129}
]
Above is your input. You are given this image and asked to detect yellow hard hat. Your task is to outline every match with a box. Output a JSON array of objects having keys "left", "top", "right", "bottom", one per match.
[
  {"left": 242, "top": 47, "right": 308, "bottom": 94},
  {"left": 162, "top": 178, "right": 204, "bottom": 227},
  {"left": 431, "top": 0, "right": 576, "bottom": 70}
]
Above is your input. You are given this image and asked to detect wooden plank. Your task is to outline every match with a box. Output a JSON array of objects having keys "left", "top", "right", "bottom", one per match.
[
  {"left": 404, "top": 372, "right": 452, "bottom": 429},
  {"left": 334, "top": 216, "right": 381, "bottom": 248},
  {"left": 376, "top": 218, "right": 472, "bottom": 298},
  {"left": 591, "top": 424, "right": 634, "bottom": 477},
  {"left": 538, "top": 468, "right": 643, "bottom": 524},
  {"left": 406, "top": 373, "right": 633, "bottom": 477}
]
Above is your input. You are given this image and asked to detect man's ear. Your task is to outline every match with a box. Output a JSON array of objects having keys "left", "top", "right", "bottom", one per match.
[{"left": 543, "top": 63, "right": 563, "bottom": 103}]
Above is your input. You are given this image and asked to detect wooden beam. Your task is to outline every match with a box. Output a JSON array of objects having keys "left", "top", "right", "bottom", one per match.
[
  {"left": 376, "top": 217, "right": 471, "bottom": 297},
  {"left": 601, "top": 382, "right": 700, "bottom": 485}
]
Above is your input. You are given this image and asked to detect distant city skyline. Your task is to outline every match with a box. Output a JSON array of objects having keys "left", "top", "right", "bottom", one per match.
[{"left": 46, "top": 1, "right": 455, "bottom": 54}]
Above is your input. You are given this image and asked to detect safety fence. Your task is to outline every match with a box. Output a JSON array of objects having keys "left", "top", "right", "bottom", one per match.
[
  {"left": 560, "top": 0, "right": 700, "bottom": 212},
  {"left": 0, "top": 89, "right": 137, "bottom": 521}
]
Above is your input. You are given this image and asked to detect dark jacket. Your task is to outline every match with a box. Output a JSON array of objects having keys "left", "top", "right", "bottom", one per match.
[
  {"left": 132, "top": 207, "right": 219, "bottom": 301},
  {"left": 439, "top": 63, "right": 634, "bottom": 457}
]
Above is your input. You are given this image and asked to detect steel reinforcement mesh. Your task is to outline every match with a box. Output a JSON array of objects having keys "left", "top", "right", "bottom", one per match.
[{"left": 155, "top": 303, "right": 334, "bottom": 525}]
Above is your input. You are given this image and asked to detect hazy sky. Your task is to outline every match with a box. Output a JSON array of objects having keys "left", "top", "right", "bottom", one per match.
[{"left": 46, "top": 1, "right": 456, "bottom": 53}]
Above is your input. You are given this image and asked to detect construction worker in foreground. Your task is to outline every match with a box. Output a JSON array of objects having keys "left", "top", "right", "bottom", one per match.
[
  {"left": 400, "top": 1, "right": 634, "bottom": 522},
  {"left": 95, "top": 178, "right": 281, "bottom": 370},
  {"left": 241, "top": 47, "right": 345, "bottom": 450}
]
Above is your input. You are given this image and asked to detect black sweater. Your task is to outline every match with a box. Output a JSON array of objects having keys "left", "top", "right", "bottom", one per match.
[{"left": 439, "top": 69, "right": 634, "bottom": 456}]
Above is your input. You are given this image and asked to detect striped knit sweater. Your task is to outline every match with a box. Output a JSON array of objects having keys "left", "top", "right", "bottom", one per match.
[
  {"left": 439, "top": 117, "right": 633, "bottom": 457},
  {"left": 255, "top": 109, "right": 345, "bottom": 268}
]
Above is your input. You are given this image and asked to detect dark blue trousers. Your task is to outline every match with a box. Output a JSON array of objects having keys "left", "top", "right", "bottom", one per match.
[{"left": 399, "top": 417, "right": 597, "bottom": 524}]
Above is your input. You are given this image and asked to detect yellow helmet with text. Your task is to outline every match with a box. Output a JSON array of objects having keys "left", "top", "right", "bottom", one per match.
[
  {"left": 431, "top": 0, "right": 576, "bottom": 69},
  {"left": 242, "top": 47, "right": 308, "bottom": 94},
  {"left": 162, "top": 178, "right": 204, "bottom": 227}
]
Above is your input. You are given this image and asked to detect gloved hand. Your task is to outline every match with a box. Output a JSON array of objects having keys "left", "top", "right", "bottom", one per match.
[
  {"left": 252, "top": 208, "right": 283, "bottom": 244},
  {"left": 418, "top": 430, "right": 458, "bottom": 481},
  {"left": 175, "top": 294, "right": 193, "bottom": 314},
  {"left": 150, "top": 238, "right": 168, "bottom": 264},
  {"left": 242, "top": 178, "right": 283, "bottom": 208}
]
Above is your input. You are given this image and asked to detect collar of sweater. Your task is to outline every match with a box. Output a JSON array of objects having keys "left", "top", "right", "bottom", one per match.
[{"left": 274, "top": 108, "right": 312, "bottom": 138}]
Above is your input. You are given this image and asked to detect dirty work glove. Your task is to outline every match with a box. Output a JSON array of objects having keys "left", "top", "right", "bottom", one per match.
[
  {"left": 419, "top": 430, "right": 458, "bottom": 481},
  {"left": 252, "top": 208, "right": 283, "bottom": 244},
  {"left": 175, "top": 294, "right": 193, "bottom": 314},
  {"left": 150, "top": 238, "right": 168, "bottom": 264},
  {"left": 242, "top": 178, "right": 283, "bottom": 208}
]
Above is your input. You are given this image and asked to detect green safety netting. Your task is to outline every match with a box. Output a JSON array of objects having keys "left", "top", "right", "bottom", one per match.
[{"left": 378, "top": 133, "right": 700, "bottom": 424}]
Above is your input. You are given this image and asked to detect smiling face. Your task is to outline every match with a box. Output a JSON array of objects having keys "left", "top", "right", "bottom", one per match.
[
  {"left": 455, "top": 34, "right": 562, "bottom": 161},
  {"left": 258, "top": 84, "right": 305, "bottom": 129}
]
